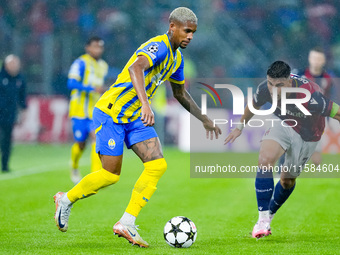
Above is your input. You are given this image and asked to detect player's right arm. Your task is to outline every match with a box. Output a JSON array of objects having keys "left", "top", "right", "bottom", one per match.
[
  {"left": 128, "top": 55, "right": 154, "bottom": 126},
  {"left": 224, "top": 104, "right": 258, "bottom": 144}
]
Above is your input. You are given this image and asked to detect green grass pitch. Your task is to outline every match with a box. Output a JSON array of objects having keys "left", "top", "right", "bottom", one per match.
[{"left": 0, "top": 144, "right": 339, "bottom": 254}]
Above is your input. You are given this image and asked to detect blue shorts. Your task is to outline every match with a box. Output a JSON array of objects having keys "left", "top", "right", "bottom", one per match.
[
  {"left": 71, "top": 118, "right": 94, "bottom": 142},
  {"left": 93, "top": 107, "right": 158, "bottom": 156}
]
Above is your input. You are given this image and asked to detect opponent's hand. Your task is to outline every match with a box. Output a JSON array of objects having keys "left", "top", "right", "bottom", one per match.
[
  {"left": 203, "top": 119, "right": 222, "bottom": 140},
  {"left": 141, "top": 104, "right": 154, "bottom": 126},
  {"left": 224, "top": 128, "right": 242, "bottom": 144}
]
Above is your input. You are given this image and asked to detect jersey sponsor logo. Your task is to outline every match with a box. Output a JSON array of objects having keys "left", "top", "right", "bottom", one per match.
[
  {"left": 279, "top": 108, "right": 306, "bottom": 118},
  {"left": 291, "top": 74, "right": 308, "bottom": 84},
  {"left": 108, "top": 138, "right": 116, "bottom": 149}
]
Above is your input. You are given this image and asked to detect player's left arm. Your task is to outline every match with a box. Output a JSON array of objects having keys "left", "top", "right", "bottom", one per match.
[
  {"left": 307, "top": 91, "right": 340, "bottom": 121},
  {"left": 170, "top": 81, "right": 221, "bottom": 140},
  {"left": 330, "top": 102, "right": 340, "bottom": 121}
]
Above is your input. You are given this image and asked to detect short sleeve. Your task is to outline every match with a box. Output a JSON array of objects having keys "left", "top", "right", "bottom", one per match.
[
  {"left": 68, "top": 59, "right": 85, "bottom": 81},
  {"left": 169, "top": 55, "right": 185, "bottom": 85},
  {"left": 136, "top": 41, "right": 167, "bottom": 68},
  {"left": 253, "top": 80, "right": 271, "bottom": 107}
]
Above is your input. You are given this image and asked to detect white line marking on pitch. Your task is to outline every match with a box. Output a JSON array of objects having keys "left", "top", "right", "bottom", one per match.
[{"left": 0, "top": 163, "right": 66, "bottom": 181}]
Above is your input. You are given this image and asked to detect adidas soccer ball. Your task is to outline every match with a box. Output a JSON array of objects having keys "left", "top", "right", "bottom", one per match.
[{"left": 163, "top": 216, "right": 197, "bottom": 248}]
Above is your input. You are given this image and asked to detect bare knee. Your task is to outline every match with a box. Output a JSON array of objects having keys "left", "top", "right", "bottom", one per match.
[
  {"left": 311, "top": 152, "right": 322, "bottom": 166},
  {"left": 100, "top": 154, "right": 123, "bottom": 175},
  {"left": 258, "top": 153, "right": 277, "bottom": 170},
  {"left": 78, "top": 142, "right": 86, "bottom": 150},
  {"left": 280, "top": 178, "right": 296, "bottom": 189}
]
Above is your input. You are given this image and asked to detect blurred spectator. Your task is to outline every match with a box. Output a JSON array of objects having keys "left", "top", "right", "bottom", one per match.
[
  {"left": 0, "top": 55, "right": 26, "bottom": 172},
  {"left": 0, "top": 0, "right": 339, "bottom": 103}
]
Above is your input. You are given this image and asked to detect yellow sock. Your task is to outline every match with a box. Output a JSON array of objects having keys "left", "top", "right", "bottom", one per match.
[
  {"left": 67, "top": 168, "right": 120, "bottom": 203},
  {"left": 71, "top": 143, "right": 83, "bottom": 169},
  {"left": 91, "top": 142, "right": 102, "bottom": 172},
  {"left": 125, "top": 158, "right": 167, "bottom": 217}
]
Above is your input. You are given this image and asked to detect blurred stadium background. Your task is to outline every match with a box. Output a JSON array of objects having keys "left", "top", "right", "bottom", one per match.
[
  {"left": 1, "top": 1, "right": 340, "bottom": 254},
  {"left": 1, "top": 0, "right": 340, "bottom": 149}
]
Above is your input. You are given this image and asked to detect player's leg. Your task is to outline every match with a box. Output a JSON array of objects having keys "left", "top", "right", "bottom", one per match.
[
  {"left": 114, "top": 120, "right": 166, "bottom": 247},
  {"left": 54, "top": 155, "right": 121, "bottom": 232},
  {"left": 311, "top": 151, "right": 322, "bottom": 166},
  {"left": 70, "top": 141, "right": 85, "bottom": 184},
  {"left": 252, "top": 122, "right": 291, "bottom": 238},
  {"left": 89, "top": 129, "right": 102, "bottom": 173},
  {"left": 252, "top": 139, "right": 285, "bottom": 238},
  {"left": 123, "top": 137, "right": 165, "bottom": 222},
  {"left": 269, "top": 133, "right": 318, "bottom": 219},
  {"left": 0, "top": 121, "right": 14, "bottom": 172},
  {"left": 70, "top": 118, "right": 89, "bottom": 184},
  {"left": 311, "top": 127, "right": 325, "bottom": 167},
  {"left": 257, "top": 139, "right": 285, "bottom": 210},
  {"left": 268, "top": 172, "right": 296, "bottom": 217},
  {"left": 114, "top": 137, "right": 165, "bottom": 248},
  {"left": 311, "top": 141, "right": 322, "bottom": 166},
  {"left": 54, "top": 108, "right": 123, "bottom": 232}
]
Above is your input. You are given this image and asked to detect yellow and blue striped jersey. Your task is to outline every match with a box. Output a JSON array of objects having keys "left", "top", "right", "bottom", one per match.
[
  {"left": 95, "top": 33, "right": 185, "bottom": 123},
  {"left": 68, "top": 54, "right": 108, "bottom": 119}
]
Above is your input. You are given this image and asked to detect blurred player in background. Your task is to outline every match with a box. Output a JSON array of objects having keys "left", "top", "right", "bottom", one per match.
[
  {"left": 297, "top": 47, "right": 333, "bottom": 165},
  {"left": 279, "top": 47, "right": 333, "bottom": 167},
  {"left": 54, "top": 7, "right": 221, "bottom": 247},
  {"left": 225, "top": 61, "right": 340, "bottom": 239},
  {"left": 67, "top": 36, "right": 108, "bottom": 184},
  {"left": 300, "top": 47, "right": 332, "bottom": 98},
  {"left": 0, "top": 55, "right": 26, "bottom": 173}
]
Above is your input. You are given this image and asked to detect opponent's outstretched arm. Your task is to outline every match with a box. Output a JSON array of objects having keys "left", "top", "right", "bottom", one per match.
[
  {"left": 224, "top": 104, "right": 259, "bottom": 144},
  {"left": 170, "top": 82, "right": 221, "bottom": 140}
]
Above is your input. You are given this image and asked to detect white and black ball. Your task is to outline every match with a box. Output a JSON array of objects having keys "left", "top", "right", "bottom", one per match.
[{"left": 163, "top": 216, "right": 197, "bottom": 248}]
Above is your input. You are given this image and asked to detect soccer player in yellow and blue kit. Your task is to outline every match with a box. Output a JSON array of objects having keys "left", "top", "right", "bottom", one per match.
[
  {"left": 54, "top": 7, "right": 221, "bottom": 247},
  {"left": 67, "top": 36, "right": 108, "bottom": 184}
]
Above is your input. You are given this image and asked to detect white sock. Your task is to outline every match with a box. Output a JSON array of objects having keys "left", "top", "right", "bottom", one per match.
[
  {"left": 61, "top": 192, "right": 72, "bottom": 206},
  {"left": 120, "top": 212, "right": 136, "bottom": 226},
  {"left": 258, "top": 210, "right": 270, "bottom": 221}
]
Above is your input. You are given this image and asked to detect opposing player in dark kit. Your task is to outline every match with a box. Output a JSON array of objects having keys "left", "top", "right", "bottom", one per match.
[{"left": 225, "top": 61, "right": 340, "bottom": 239}]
